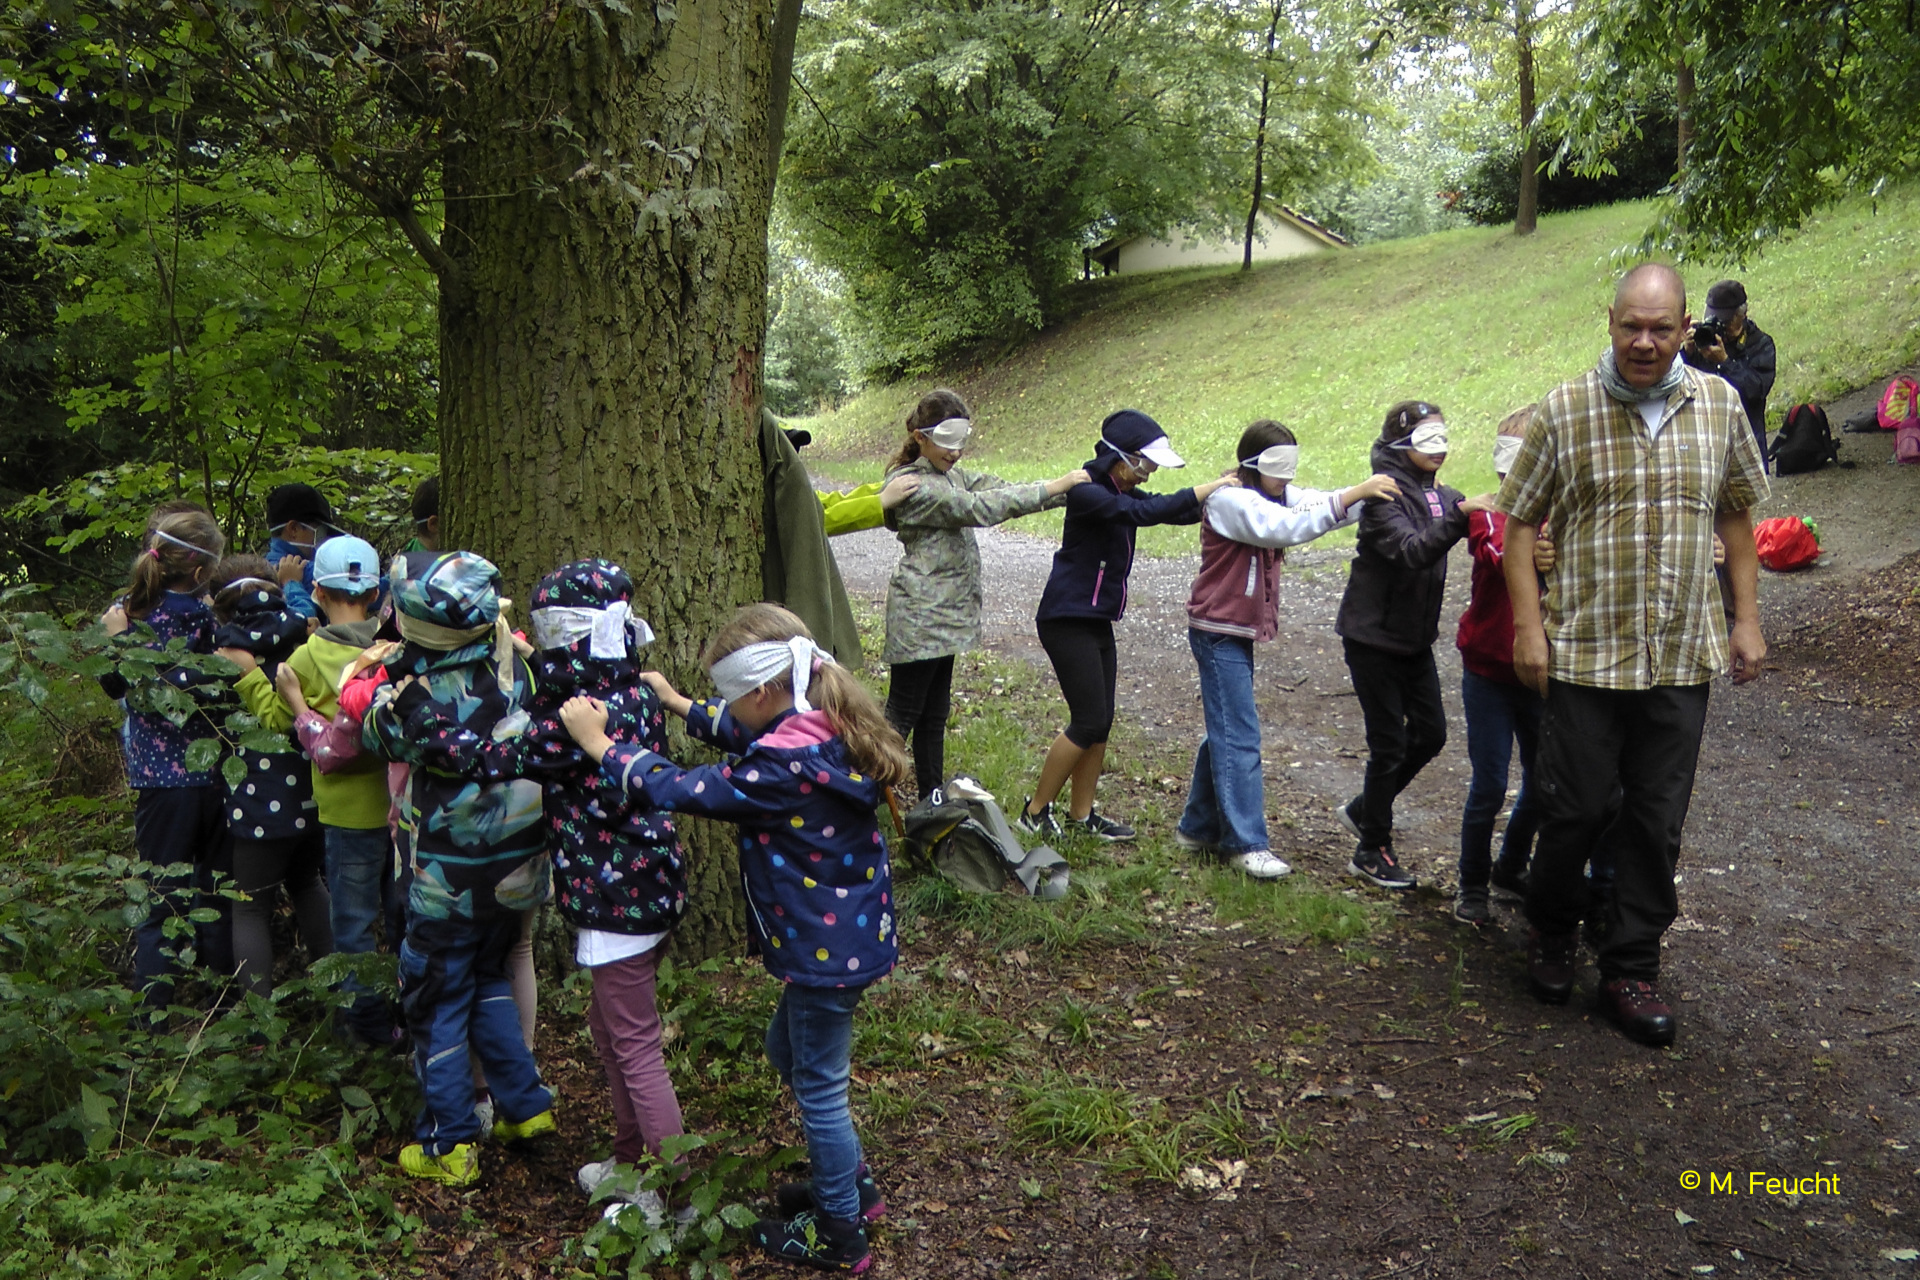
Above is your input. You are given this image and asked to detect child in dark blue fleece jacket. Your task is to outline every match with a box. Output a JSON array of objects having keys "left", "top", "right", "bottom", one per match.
[{"left": 561, "top": 603, "right": 909, "bottom": 1276}]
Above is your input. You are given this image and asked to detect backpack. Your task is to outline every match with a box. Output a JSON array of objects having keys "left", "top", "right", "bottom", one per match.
[
  {"left": 901, "top": 778, "right": 1070, "bottom": 900},
  {"left": 1769, "top": 404, "right": 1840, "bottom": 475},
  {"left": 1753, "top": 516, "right": 1821, "bottom": 571},
  {"left": 1878, "top": 376, "right": 1919, "bottom": 430}
]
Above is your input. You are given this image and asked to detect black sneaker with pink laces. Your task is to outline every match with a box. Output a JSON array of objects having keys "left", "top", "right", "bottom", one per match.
[{"left": 1348, "top": 844, "right": 1416, "bottom": 890}]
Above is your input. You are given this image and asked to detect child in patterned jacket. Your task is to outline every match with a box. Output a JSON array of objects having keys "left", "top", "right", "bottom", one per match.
[
  {"left": 362, "top": 550, "right": 554, "bottom": 1187},
  {"left": 561, "top": 603, "right": 908, "bottom": 1275},
  {"left": 399, "top": 560, "right": 690, "bottom": 1223}
]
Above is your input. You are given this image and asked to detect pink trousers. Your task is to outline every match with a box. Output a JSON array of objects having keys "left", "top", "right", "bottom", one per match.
[{"left": 587, "top": 946, "right": 686, "bottom": 1164}]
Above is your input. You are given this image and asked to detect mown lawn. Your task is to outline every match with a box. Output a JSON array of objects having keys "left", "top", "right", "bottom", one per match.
[{"left": 801, "top": 187, "right": 1920, "bottom": 555}]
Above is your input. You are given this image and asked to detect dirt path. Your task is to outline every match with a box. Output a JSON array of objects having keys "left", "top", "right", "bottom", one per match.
[{"left": 823, "top": 410, "right": 1920, "bottom": 1276}]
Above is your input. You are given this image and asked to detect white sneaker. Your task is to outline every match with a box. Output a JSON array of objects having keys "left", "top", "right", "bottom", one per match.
[
  {"left": 578, "top": 1158, "right": 618, "bottom": 1197},
  {"left": 1229, "top": 850, "right": 1292, "bottom": 879},
  {"left": 599, "top": 1191, "right": 699, "bottom": 1233},
  {"left": 473, "top": 1097, "right": 495, "bottom": 1137}
]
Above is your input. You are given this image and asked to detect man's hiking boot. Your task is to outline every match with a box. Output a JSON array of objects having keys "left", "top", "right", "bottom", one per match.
[
  {"left": 774, "top": 1162, "right": 888, "bottom": 1224},
  {"left": 1597, "top": 978, "right": 1677, "bottom": 1047},
  {"left": 400, "top": 1142, "right": 480, "bottom": 1186},
  {"left": 751, "top": 1208, "right": 872, "bottom": 1272},
  {"left": 1348, "top": 844, "right": 1416, "bottom": 890},
  {"left": 1527, "top": 928, "right": 1578, "bottom": 1004}
]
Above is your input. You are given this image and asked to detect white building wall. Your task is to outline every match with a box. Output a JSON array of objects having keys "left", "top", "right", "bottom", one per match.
[{"left": 1113, "top": 215, "right": 1329, "bottom": 274}]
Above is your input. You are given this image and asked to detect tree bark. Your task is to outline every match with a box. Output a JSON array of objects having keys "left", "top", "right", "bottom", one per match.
[
  {"left": 439, "top": 0, "right": 778, "bottom": 960},
  {"left": 1513, "top": 0, "right": 1539, "bottom": 237}
]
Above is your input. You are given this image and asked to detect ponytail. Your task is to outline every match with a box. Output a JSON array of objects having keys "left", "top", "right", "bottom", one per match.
[
  {"left": 888, "top": 387, "right": 971, "bottom": 472},
  {"left": 702, "top": 602, "right": 910, "bottom": 788},
  {"left": 124, "top": 508, "right": 225, "bottom": 619}
]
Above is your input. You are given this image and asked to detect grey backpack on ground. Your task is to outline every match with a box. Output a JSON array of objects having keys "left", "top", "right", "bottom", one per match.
[{"left": 902, "top": 777, "right": 1070, "bottom": 900}]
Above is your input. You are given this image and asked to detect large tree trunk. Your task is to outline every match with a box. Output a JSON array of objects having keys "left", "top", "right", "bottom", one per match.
[
  {"left": 439, "top": 1, "right": 778, "bottom": 960},
  {"left": 1513, "top": 1, "right": 1539, "bottom": 237}
]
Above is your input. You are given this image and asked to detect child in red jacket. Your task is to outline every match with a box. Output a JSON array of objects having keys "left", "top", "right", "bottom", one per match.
[{"left": 1453, "top": 406, "right": 1554, "bottom": 925}]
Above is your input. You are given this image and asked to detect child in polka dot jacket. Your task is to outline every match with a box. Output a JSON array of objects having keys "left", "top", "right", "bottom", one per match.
[
  {"left": 207, "top": 556, "right": 334, "bottom": 1001},
  {"left": 561, "top": 602, "right": 910, "bottom": 1275}
]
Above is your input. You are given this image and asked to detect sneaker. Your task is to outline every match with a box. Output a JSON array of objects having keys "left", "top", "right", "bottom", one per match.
[
  {"left": 400, "top": 1142, "right": 481, "bottom": 1186},
  {"left": 1526, "top": 927, "right": 1577, "bottom": 1005},
  {"left": 472, "top": 1095, "right": 495, "bottom": 1136},
  {"left": 752, "top": 1209, "right": 872, "bottom": 1273},
  {"left": 1595, "top": 977, "right": 1677, "bottom": 1047},
  {"left": 578, "top": 1157, "right": 618, "bottom": 1197},
  {"left": 582, "top": 1160, "right": 699, "bottom": 1229},
  {"left": 1171, "top": 829, "right": 1213, "bottom": 854},
  {"left": 1348, "top": 844, "right": 1416, "bottom": 890},
  {"left": 1452, "top": 888, "right": 1490, "bottom": 926},
  {"left": 1335, "top": 796, "right": 1364, "bottom": 842},
  {"left": 775, "top": 1162, "right": 889, "bottom": 1224},
  {"left": 1017, "top": 798, "right": 1061, "bottom": 840},
  {"left": 491, "top": 1107, "right": 557, "bottom": 1144},
  {"left": 1228, "top": 849, "right": 1292, "bottom": 879},
  {"left": 1072, "top": 808, "right": 1136, "bottom": 842},
  {"left": 1488, "top": 862, "right": 1529, "bottom": 904}
]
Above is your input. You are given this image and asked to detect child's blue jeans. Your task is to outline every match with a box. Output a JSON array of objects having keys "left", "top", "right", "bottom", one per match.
[
  {"left": 325, "top": 824, "right": 392, "bottom": 1039},
  {"left": 1177, "top": 629, "right": 1269, "bottom": 855},
  {"left": 400, "top": 913, "right": 552, "bottom": 1154},
  {"left": 765, "top": 982, "right": 867, "bottom": 1222},
  {"left": 1458, "top": 670, "right": 1543, "bottom": 888}
]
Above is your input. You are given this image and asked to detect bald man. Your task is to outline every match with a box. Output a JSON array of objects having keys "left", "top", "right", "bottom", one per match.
[{"left": 1496, "top": 263, "right": 1769, "bottom": 1047}]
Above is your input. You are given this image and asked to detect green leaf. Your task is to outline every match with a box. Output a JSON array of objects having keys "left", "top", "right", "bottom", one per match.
[
  {"left": 340, "top": 1085, "right": 375, "bottom": 1110},
  {"left": 222, "top": 756, "right": 250, "bottom": 789},
  {"left": 184, "top": 738, "right": 223, "bottom": 773}
]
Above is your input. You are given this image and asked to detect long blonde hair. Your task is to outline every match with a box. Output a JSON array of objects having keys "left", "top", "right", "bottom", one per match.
[
  {"left": 702, "top": 603, "right": 909, "bottom": 788},
  {"left": 125, "top": 508, "right": 225, "bottom": 619}
]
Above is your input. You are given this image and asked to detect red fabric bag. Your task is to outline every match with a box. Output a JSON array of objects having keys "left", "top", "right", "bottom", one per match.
[
  {"left": 1878, "top": 375, "right": 1919, "bottom": 430},
  {"left": 1753, "top": 516, "right": 1821, "bottom": 571}
]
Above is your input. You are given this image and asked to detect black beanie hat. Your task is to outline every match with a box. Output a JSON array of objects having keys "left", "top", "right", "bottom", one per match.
[{"left": 265, "top": 483, "right": 336, "bottom": 532}]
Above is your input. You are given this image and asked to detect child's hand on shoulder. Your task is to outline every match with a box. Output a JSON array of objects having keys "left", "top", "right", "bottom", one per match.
[
  {"left": 1459, "top": 492, "right": 1497, "bottom": 514},
  {"left": 215, "top": 646, "right": 259, "bottom": 676},
  {"left": 560, "top": 695, "right": 616, "bottom": 761},
  {"left": 100, "top": 603, "right": 129, "bottom": 637},
  {"left": 638, "top": 671, "right": 693, "bottom": 719},
  {"left": 1352, "top": 474, "right": 1402, "bottom": 504},
  {"left": 275, "top": 663, "right": 309, "bottom": 713}
]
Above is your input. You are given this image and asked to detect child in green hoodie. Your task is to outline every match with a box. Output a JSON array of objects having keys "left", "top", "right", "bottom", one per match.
[{"left": 236, "top": 535, "right": 396, "bottom": 1045}]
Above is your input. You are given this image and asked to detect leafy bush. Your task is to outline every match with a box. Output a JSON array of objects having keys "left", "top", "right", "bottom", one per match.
[{"left": 1448, "top": 115, "right": 1679, "bottom": 226}]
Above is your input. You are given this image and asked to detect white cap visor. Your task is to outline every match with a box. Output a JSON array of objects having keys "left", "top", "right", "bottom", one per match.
[
  {"left": 1242, "top": 444, "right": 1299, "bottom": 479},
  {"left": 1136, "top": 435, "right": 1185, "bottom": 468},
  {"left": 921, "top": 417, "right": 972, "bottom": 450}
]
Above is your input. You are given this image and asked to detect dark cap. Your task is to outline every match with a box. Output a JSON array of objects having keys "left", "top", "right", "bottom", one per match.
[
  {"left": 264, "top": 482, "right": 336, "bottom": 533},
  {"left": 1100, "top": 408, "right": 1164, "bottom": 454},
  {"left": 782, "top": 426, "right": 813, "bottom": 451},
  {"left": 1704, "top": 279, "right": 1747, "bottom": 319}
]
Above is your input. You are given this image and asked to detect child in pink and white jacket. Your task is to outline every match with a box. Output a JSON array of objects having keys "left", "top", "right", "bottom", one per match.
[{"left": 1176, "top": 419, "right": 1399, "bottom": 880}]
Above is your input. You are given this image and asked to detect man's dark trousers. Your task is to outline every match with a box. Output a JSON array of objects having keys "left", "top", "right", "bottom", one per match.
[{"left": 1525, "top": 679, "right": 1711, "bottom": 981}]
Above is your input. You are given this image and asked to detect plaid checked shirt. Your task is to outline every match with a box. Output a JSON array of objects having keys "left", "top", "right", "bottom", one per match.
[{"left": 1497, "top": 364, "right": 1769, "bottom": 690}]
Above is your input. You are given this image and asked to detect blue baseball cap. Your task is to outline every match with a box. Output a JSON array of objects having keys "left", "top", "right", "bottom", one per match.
[{"left": 312, "top": 535, "right": 381, "bottom": 594}]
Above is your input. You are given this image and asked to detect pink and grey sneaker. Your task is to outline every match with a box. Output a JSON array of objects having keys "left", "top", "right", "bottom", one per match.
[
  {"left": 774, "top": 1162, "right": 888, "bottom": 1224},
  {"left": 750, "top": 1208, "right": 871, "bottom": 1273}
]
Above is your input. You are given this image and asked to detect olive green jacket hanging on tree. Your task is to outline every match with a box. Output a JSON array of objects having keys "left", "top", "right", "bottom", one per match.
[
  {"left": 881, "top": 456, "right": 1062, "bottom": 664},
  {"left": 760, "top": 409, "right": 864, "bottom": 665}
]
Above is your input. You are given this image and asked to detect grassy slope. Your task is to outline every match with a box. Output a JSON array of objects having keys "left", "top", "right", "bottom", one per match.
[{"left": 801, "top": 186, "right": 1920, "bottom": 556}]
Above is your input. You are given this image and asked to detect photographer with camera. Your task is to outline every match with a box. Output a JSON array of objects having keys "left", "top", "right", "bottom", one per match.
[{"left": 1682, "top": 279, "right": 1776, "bottom": 468}]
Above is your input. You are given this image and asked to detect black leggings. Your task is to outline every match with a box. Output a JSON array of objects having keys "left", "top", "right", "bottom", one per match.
[
  {"left": 231, "top": 831, "right": 333, "bottom": 999},
  {"left": 1037, "top": 618, "right": 1117, "bottom": 749},
  {"left": 886, "top": 656, "right": 956, "bottom": 797},
  {"left": 1343, "top": 638, "right": 1447, "bottom": 849}
]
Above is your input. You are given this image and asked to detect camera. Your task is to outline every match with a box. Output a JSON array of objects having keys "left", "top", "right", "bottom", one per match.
[{"left": 1691, "top": 319, "right": 1726, "bottom": 348}]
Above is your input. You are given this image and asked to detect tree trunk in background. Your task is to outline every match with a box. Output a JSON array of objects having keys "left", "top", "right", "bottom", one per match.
[
  {"left": 439, "top": 0, "right": 777, "bottom": 961},
  {"left": 1243, "top": 4, "right": 1282, "bottom": 270},
  {"left": 1513, "top": 1, "right": 1539, "bottom": 237},
  {"left": 1676, "top": 56, "right": 1695, "bottom": 175}
]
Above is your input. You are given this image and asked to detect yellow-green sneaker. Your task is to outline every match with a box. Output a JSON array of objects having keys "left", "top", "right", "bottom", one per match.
[
  {"left": 399, "top": 1142, "right": 481, "bottom": 1186},
  {"left": 491, "top": 1107, "right": 557, "bottom": 1144}
]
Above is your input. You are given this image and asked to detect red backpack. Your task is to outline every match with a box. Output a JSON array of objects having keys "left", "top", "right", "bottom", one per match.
[
  {"left": 1754, "top": 516, "right": 1821, "bottom": 571},
  {"left": 1878, "top": 376, "right": 1920, "bottom": 463}
]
